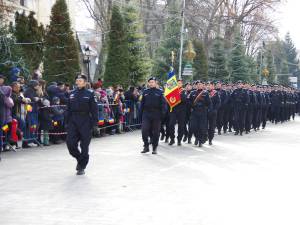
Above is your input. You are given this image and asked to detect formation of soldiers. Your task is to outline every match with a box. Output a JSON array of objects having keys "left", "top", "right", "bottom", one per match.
[{"left": 140, "top": 78, "right": 299, "bottom": 154}]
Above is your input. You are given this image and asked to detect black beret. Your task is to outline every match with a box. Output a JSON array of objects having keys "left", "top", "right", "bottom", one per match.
[
  {"left": 148, "top": 77, "right": 157, "bottom": 82},
  {"left": 75, "top": 74, "right": 87, "bottom": 81}
]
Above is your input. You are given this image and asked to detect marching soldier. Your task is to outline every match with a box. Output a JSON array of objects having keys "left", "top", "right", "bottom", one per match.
[
  {"left": 66, "top": 74, "right": 98, "bottom": 175},
  {"left": 168, "top": 79, "right": 187, "bottom": 146},
  {"left": 140, "top": 77, "right": 166, "bottom": 154},
  {"left": 216, "top": 81, "right": 229, "bottom": 135},
  {"left": 231, "top": 81, "right": 250, "bottom": 136},
  {"left": 207, "top": 81, "right": 221, "bottom": 145},
  {"left": 188, "top": 81, "right": 211, "bottom": 147}
]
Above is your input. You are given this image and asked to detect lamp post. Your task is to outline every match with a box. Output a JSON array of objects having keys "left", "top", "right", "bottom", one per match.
[{"left": 83, "top": 45, "right": 91, "bottom": 82}]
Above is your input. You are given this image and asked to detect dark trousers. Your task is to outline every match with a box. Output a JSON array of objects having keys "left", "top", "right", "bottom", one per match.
[
  {"left": 142, "top": 114, "right": 161, "bottom": 148},
  {"left": 208, "top": 111, "right": 217, "bottom": 141},
  {"left": 190, "top": 112, "right": 208, "bottom": 144},
  {"left": 66, "top": 120, "right": 92, "bottom": 170},
  {"left": 169, "top": 110, "right": 186, "bottom": 142},
  {"left": 233, "top": 108, "right": 246, "bottom": 133},
  {"left": 245, "top": 108, "right": 253, "bottom": 132},
  {"left": 216, "top": 107, "right": 225, "bottom": 132}
]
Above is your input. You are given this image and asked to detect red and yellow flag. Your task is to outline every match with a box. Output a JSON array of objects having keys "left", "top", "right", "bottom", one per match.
[
  {"left": 164, "top": 67, "right": 181, "bottom": 110},
  {"left": 2, "top": 124, "right": 9, "bottom": 132}
]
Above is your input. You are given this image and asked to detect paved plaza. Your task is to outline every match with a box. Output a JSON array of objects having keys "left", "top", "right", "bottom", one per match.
[{"left": 1, "top": 119, "right": 300, "bottom": 225}]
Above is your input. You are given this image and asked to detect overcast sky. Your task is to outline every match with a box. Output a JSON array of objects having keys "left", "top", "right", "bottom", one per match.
[{"left": 278, "top": 0, "right": 300, "bottom": 49}]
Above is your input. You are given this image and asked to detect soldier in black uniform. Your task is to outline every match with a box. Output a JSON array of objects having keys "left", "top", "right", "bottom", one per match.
[
  {"left": 245, "top": 84, "right": 257, "bottom": 134},
  {"left": 270, "top": 85, "right": 282, "bottom": 124},
  {"left": 261, "top": 86, "right": 270, "bottom": 129},
  {"left": 216, "top": 81, "right": 229, "bottom": 135},
  {"left": 207, "top": 81, "right": 221, "bottom": 145},
  {"left": 66, "top": 74, "right": 98, "bottom": 175},
  {"left": 183, "top": 82, "right": 193, "bottom": 143},
  {"left": 188, "top": 81, "right": 211, "bottom": 147},
  {"left": 168, "top": 79, "right": 187, "bottom": 146},
  {"left": 140, "top": 77, "right": 166, "bottom": 154},
  {"left": 231, "top": 81, "right": 250, "bottom": 136}
]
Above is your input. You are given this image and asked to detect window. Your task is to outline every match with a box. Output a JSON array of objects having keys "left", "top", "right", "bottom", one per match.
[{"left": 20, "top": 0, "right": 25, "bottom": 6}]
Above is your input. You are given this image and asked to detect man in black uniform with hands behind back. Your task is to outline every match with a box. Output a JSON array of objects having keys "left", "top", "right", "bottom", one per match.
[
  {"left": 140, "top": 77, "right": 166, "bottom": 154},
  {"left": 66, "top": 74, "right": 98, "bottom": 175}
]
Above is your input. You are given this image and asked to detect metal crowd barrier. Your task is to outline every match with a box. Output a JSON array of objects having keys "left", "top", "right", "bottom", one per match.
[{"left": 1, "top": 100, "right": 143, "bottom": 150}]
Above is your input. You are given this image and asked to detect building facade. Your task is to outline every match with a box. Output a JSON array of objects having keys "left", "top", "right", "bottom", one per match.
[{"left": 3, "top": 0, "right": 76, "bottom": 29}]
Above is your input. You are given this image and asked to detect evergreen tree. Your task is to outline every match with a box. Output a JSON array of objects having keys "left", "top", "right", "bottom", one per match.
[
  {"left": 209, "top": 37, "right": 228, "bottom": 81},
  {"left": 123, "top": 5, "right": 151, "bottom": 86},
  {"left": 152, "top": 1, "right": 181, "bottom": 81},
  {"left": 283, "top": 33, "right": 299, "bottom": 74},
  {"left": 0, "top": 26, "right": 27, "bottom": 80},
  {"left": 228, "top": 30, "right": 248, "bottom": 82},
  {"left": 44, "top": 0, "right": 80, "bottom": 83},
  {"left": 14, "top": 11, "right": 44, "bottom": 73},
  {"left": 266, "top": 49, "right": 276, "bottom": 84},
  {"left": 104, "top": 5, "right": 129, "bottom": 87},
  {"left": 278, "top": 61, "right": 290, "bottom": 86},
  {"left": 246, "top": 56, "right": 258, "bottom": 83},
  {"left": 193, "top": 39, "right": 208, "bottom": 81}
]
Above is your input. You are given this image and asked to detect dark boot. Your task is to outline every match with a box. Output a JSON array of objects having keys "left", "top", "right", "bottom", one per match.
[
  {"left": 183, "top": 135, "right": 188, "bottom": 142},
  {"left": 177, "top": 139, "right": 182, "bottom": 146},
  {"left": 209, "top": 140, "right": 212, "bottom": 145},
  {"left": 234, "top": 131, "right": 239, "bottom": 135},
  {"left": 188, "top": 138, "right": 192, "bottom": 144},
  {"left": 218, "top": 130, "right": 221, "bottom": 135},
  {"left": 164, "top": 137, "right": 169, "bottom": 143},
  {"left": 169, "top": 139, "right": 175, "bottom": 146},
  {"left": 152, "top": 146, "right": 157, "bottom": 154},
  {"left": 76, "top": 169, "right": 85, "bottom": 175},
  {"left": 141, "top": 146, "right": 150, "bottom": 153},
  {"left": 194, "top": 139, "right": 199, "bottom": 146}
]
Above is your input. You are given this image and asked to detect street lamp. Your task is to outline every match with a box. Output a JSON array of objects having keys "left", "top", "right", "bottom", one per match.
[{"left": 83, "top": 45, "right": 91, "bottom": 82}]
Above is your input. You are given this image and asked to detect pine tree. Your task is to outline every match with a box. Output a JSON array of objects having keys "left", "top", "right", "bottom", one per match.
[
  {"left": 0, "top": 26, "right": 27, "bottom": 80},
  {"left": 246, "top": 56, "right": 258, "bottom": 83},
  {"left": 104, "top": 5, "right": 129, "bottom": 87},
  {"left": 283, "top": 33, "right": 299, "bottom": 74},
  {"left": 228, "top": 30, "right": 248, "bottom": 82},
  {"left": 278, "top": 61, "right": 290, "bottom": 86},
  {"left": 14, "top": 11, "right": 44, "bottom": 73},
  {"left": 44, "top": 0, "right": 80, "bottom": 83},
  {"left": 123, "top": 5, "right": 151, "bottom": 86},
  {"left": 193, "top": 39, "right": 208, "bottom": 81},
  {"left": 209, "top": 37, "right": 228, "bottom": 81},
  {"left": 152, "top": 1, "right": 181, "bottom": 81}
]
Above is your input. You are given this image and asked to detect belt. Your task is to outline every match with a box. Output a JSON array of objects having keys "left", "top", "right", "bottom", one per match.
[{"left": 72, "top": 112, "right": 89, "bottom": 115}]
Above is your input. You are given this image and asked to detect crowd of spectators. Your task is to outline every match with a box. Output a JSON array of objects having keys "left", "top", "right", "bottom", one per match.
[{"left": 0, "top": 74, "right": 143, "bottom": 154}]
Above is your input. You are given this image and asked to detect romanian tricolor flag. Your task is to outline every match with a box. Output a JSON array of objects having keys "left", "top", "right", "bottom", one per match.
[
  {"left": 164, "top": 67, "right": 181, "bottom": 110},
  {"left": 108, "top": 118, "right": 115, "bottom": 124},
  {"left": 98, "top": 119, "right": 105, "bottom": 126},
  {"left": 2, "top": 124, "right": 9, "bottom": 132}
]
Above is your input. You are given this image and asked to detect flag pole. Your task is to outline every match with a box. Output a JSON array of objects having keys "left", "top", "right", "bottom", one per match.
[{"left": 178, "top": 0, "right": 186, "bottom": 80}]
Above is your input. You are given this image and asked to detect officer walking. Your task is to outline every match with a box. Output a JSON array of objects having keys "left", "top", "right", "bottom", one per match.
[
  {"left": 140, "top": 77, "right": 166, "bottom": 154},
  {"left": 66, "top": 74, "right": 98, "bottom": 175},
  {"left": 231, "top": 81, "right": 250, "bottom": 136},
  {"left": 168, "top": 79, "right": 187, "bottom": 146},
  {"left": 188, "top": 81, "right": 211, "bottom": 147}
]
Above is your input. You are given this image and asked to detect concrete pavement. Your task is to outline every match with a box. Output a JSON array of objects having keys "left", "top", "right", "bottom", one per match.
[{"left": 1, "top": 119, "right": 300, "bottom": 225}]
